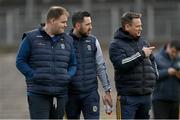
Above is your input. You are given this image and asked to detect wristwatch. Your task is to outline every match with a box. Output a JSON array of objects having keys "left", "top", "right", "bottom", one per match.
[{"left": 105, "top": 88, "right": 111, "bottom": 93}]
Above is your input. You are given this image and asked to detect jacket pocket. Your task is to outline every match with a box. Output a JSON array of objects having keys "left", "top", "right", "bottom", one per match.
[{"left": 26, "top": 70, "right": 35, "bottom": 81}]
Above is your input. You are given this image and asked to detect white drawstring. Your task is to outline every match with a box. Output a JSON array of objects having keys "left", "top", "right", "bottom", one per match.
[{"left": 53, "top": 97, "right": 57, "bottom": 108}]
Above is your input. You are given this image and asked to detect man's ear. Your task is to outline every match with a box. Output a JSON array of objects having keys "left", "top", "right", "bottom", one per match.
[
  {"left": 124, "top": 24, "right": 130, "bottom": 31},
  {"left": 75, "top": 23, "right": 81, "bottom": 29},
  {"left": 50, "top": 18, "right": 56, "bottom": 24}
]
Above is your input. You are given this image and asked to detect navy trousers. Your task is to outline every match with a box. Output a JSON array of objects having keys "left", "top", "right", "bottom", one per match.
[
  {"left": 152, "top": 100, "right": 179, "bottom": 119},
  {"left": 117, "top": 95, "right": 151, "bottom": 119},
  {"left": 66, "top": 90, "right": 100, "bottom": 119},
  {"left": 28, "top": 94, "right": 67, "bottom": 119}
]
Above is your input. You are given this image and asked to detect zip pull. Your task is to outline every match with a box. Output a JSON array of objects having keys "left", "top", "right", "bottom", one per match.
[{"left": 60, "top": 38, "right": 65, "bottom": 49}]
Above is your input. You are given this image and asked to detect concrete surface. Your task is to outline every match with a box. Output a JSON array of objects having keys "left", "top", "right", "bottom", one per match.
[{"left": 0, "top": 52, "right": 117, "bottom": 119}]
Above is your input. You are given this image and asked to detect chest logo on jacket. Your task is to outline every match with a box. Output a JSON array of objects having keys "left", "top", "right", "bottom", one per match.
[
  {"left": 36, "top": 35, "right": 43, "bottom": 38},
  {"left": 85, "top": 40, "right": 92, "bottom": 51},
  {"left": 87, "top": 44, "right": 92, "bottom": 51},
  {"left": 37, "top": 42, "right": 46, "bottom": 46}
]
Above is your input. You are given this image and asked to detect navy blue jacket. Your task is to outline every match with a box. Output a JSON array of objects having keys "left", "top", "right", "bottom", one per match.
[
  {"left": 109, "top": 28, "right": 157, "bottom": 96},
  {"left": 152, "top": 48, "right": 180, "bottom": 102},
  {"left": 68, "top": 31, "right": 98, "bottom": 94},
  {"left": 16, "top": 27, "right": 77, "bottom": 96}
]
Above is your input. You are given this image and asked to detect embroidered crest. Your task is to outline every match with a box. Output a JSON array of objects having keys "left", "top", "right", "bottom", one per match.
[
  {"left": 87, "top": 45, "right": 92, "bottom": 51},
  {"left": 93, "top": 106, "right": 97, "bottom": 112},
  {"left": 60, "top": 38, "right": 65, "bottom": 49}
]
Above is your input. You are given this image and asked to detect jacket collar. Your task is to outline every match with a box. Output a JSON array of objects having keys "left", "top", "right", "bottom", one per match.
[
  {"left": 69, "top": 29, "right": 89, "bottom": 40},
  {"left": 114, "top": 28, "right": 140, "bottom": 42},
  {"left": 38, "top": 23, "right": 63, "bottom": 42}
]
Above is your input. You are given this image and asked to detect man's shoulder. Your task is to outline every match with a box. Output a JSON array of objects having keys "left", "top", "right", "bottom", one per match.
[
  {"left": 62, "top": 33, "right": 74, "bottom": 45},
  {"left": 25, "top": 29, "right": 39, "bottom": 35},
  {"left": 110, "top": 37, "right": 129, "bottom": 48},
  {"left": 63, "top": 33, "right": 73, "bottom": 40},
  {"left": 22, "top": 29, "right": 40, "bottom": 40},
  {"left": 155, "top": 49, "right": 166, "bottom": 61},
  {"left": 88, "top": 34, "right": 97, "bottom": 40}
]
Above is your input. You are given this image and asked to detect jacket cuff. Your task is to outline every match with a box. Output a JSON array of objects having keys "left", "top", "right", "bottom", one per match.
[
  {"left": 139, "top": 50, "right": 146, "bottom": 59},
  {"left": 104, "top": 86, "right": 111, "bottom": 92}
]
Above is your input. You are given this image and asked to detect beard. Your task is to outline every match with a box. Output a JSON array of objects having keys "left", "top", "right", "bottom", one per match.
[
  {"left": 79, "top": 28, "right": 91, "bottom": 37},
  {"left": 80, "top": 32, "right": 88, "bottom": 37}
]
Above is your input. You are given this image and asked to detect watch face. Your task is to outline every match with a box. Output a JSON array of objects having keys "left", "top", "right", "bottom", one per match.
[{"left": 106, "top": 89, "right": 111, "bottom": 92}]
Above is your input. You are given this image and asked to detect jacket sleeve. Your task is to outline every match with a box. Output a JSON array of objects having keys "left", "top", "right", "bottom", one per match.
[
  {"left": 109, "top": 41, "right": 145, "bottom": 73},
  {"left": 16, "top": 36, "right": 34, "bottom": 80},
  {"left": 67, "top": 46, "right": 77, "bottom": 78},
  {"left": 155, "top": 56, "right": 169, "bottom": 80},
  {"left": 95, "top": 39, "right": 111, "bottom": 92},
  {"left": 150, "top": 54, "right": 159, "bottom": 80}
]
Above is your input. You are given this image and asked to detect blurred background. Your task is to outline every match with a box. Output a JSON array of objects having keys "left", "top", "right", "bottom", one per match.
[{"left": 0, "top": 0, "right": 179, "bottom": 119}]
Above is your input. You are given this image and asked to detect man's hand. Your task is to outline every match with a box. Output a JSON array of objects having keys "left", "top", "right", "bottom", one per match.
[
  {"left": 104, "top": 92, "right": 113, "bottom": 107},
  {"left": 168, "top": 67, "right": 177, "bottom": 76},
  {"left": 142, "top": 46, "right": 155, "bottom": 57}
]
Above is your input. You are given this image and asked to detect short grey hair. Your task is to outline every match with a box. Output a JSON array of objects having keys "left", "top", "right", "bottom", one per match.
[{"left": 121, "top": 11, "right": 142, "bottom": 29}]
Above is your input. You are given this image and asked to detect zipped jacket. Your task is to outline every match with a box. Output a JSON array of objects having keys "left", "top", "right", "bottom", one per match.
[
  {"left": 16, "top": 27, "right": 77, "bottom": 96},
  {"left": 109, "top": 28, "right": 157, "bottom": 96}
]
